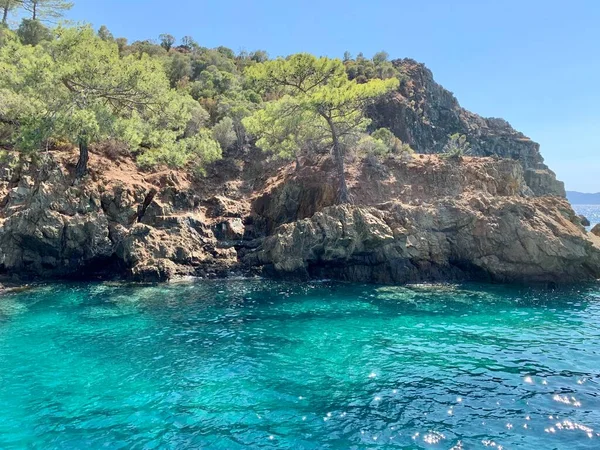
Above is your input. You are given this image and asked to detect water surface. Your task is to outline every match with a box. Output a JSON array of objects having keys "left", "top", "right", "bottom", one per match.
[
  {"left": 573, "top": 204, "right": 600, "bottom": 229},
  {"left": 0, "top": 280, "right": 599, "bottom": 449}
]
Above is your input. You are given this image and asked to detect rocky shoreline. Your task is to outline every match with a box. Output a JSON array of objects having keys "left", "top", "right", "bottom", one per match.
[
  {"left": 0, "top": 147, "right": 597, "bottom": 286},
  {"left": 0, "top": 58, "right": 598, "bottom": 286}
]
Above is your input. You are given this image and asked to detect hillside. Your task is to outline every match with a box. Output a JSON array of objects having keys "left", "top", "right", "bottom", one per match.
[
  {"left": 567, "top": 191, "right": 600, "bottom": 204},
  {"left": 0, "top": 24, "right": 597, "bottom": 285}
]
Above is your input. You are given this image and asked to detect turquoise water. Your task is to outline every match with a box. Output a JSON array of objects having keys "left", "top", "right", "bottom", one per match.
[
  {"left": 1, "top": 280, "right": 600, "bottom": 449},
  {"left": 573, "top": 204, "right": 600, "bottom": 229}
]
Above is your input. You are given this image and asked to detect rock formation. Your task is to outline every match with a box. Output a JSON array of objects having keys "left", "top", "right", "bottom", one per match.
[
  {"left": 0, "top": 59, "right": 596, "bottom": 285},
  {"left": 367, "top": 59, "right": 565, "bottom": 197},
  {"left": 249, "top": 156, "right": 600, "bottom": 284}
]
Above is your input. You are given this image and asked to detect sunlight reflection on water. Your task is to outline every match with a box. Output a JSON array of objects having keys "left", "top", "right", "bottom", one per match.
[{"left": 0, "top": 280, "right": 598, "bottom": 449}]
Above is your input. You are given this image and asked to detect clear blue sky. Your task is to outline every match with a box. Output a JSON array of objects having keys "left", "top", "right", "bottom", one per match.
[{"left": 63, "top": 0, "right": 599, "bottom": 192}]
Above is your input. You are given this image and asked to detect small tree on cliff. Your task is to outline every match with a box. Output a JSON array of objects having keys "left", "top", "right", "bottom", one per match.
[
  {"left": 159, "top": 33, "right": 175, "bottom": 51},
  {"left": 441, "top": 133, "right": 470, "bottom": 161},
  {"left": 243, "top": 53, "right": 398, "bottom": 203},
  {"left": 0, "top": 26, "right": 221, "bottom": 177}
]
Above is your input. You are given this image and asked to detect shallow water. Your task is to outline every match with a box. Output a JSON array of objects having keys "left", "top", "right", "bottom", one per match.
[{"left": 0, "top": 280, "right": 599, "bottom": 449}]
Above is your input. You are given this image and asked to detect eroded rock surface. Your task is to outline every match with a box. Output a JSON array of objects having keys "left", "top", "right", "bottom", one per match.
[
  {"left": 368, "top": 59, "right": 565, "bottom": 197},
  {"left": 0, "top": 151, "right": 240, "bottom": 281},
  {"left": 253, "top": 200, "right": 600, "bottom": 284},
  {"left": 0, "top": 149, "right": 597, "bottom": 285}
]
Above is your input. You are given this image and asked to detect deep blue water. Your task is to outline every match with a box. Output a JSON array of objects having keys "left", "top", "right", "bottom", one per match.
[
  {"left": 0, "top": 280, "right": 600, "bottom": 449},
  {"left": 573, "top": 204, "right": 600, "bottom": 229}
]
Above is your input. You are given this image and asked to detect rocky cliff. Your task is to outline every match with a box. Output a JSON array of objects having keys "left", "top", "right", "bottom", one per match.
[
  {"left": 249, "top": 155, "right": 599, "bottom": 284},
  {"left": 0, "top": 147, "right": 597, "bottom": 285},
  {"left": 367, "top": 59, "right": 565, "bottom": 197},
  {"left": 0, "top": 60, "right": 596, "bottom": 285}
]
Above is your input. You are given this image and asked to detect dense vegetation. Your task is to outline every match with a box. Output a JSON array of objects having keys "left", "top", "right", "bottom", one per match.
[{"left": 0, "top": 1, "right": 412, "bottom": 202}]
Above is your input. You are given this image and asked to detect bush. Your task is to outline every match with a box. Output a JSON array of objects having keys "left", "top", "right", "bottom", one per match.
[
  {"left": 372, "top": 128, "right": 414, "bottom": 155},
  {"left": 17, "top": 19, "right": 52, "bottom": 46},
  {"left": 356, "top": 134, "right": 388, "bottom": 156},
  {"left": 212, "top": 116, "right": 236, "bottom": 150},
  {"left": 441, "top": 133, "right": 470, "bottom": 161},
  {"left": 137, "top": 130, "right": 221, "bottom": 175}
]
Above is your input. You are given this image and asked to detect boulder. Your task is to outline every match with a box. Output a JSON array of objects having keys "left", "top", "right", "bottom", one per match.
[{"left": 578, "top": 215, "right": 591, "bottom": 227}]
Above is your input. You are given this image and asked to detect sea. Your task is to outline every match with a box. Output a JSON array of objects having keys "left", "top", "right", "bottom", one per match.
[
  {"left": 573, "top": 204, "right": 600, "bottom": 230},
  {"left": 0, "top": 280, "right": 599, "bottom": 449}
]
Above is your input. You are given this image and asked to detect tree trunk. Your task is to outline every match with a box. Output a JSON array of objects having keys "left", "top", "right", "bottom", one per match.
[
  {"left": 32, "top": 0, "right": 36, "bottom": 20},
  {"left": 234, "top": 120, "right": 245, "bottom": 151},
  {"left": 74, "top": 137, "right": 89, "bottom": 179},
  {"left": 2, "top": 4, "right": 8, "bottom": 25},
  {"left": 324, "top": 115, "right": 350, "bottom": 204}
]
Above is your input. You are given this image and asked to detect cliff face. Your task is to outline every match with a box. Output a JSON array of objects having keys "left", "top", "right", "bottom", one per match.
[
  {"left": 0, "top": 150, "right": 243, "bottom": 281},
  {"left": 249, "top": 155, "right": 599, "bottom": 284},
  {"left": 0, "top": 149, "right": 597, "bottom": 285},
  {"left": 367, "top": 59, "right": 565, "bottom": 197}
]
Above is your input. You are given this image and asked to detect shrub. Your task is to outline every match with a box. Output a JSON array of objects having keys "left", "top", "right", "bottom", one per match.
[
  {"left": 441, "top": 133, "right": 470, "bottom": 161},
  {"left": 212, "top": 116, "right": 237, "bottom": 150}
]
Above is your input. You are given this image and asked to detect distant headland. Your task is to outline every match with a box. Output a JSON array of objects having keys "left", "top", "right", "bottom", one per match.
[{"left": 567, "top": 191, "right": 600, "bottom": 205}]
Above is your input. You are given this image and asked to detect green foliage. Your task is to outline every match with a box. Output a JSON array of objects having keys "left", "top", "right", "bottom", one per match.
[
  {"left": 244, "top": 53, "right": 398, "bottom": 202},
  {"left": 0, "top": 25, "right": 221, "bottom": 173},
  {"left": 190, "top": 65, "right": 238, "bottom": 99},
  {"left": 184, "top": 103, "right": 210, "bottom": 136},
  {"left": 250, "top": 50, "right": 268, "bottom": 63},
  {"left": 0, "top": 16, "right": 412, "bottom": 181},
  {"left": 126, "top": 39, "right": 165, "bottom": 58},
  {"left": 244, "top": 54, "right": 398, "bottom": 152},
  {"left": 212, "top": 116, "right": 236, "bottom": 150},
  {"left": 159, "top": 33, "right": 175, "bottom": 51},
  {"left": 180, "top": 35, "right": 197, "bottom": 51},
  {"left": 115, "top": 37, "right": 127, "bottom": 54},
  {"left": 1, "top": 0, "right": 21, "bottom": 25},
  {"left": 97, "top": 25, "right": 113, "bottom": 42},
  {"left": 243, "top": 96, "right": 318, "bottom": 161},
  {"left": 23, "top": 0, "right": 72, "bottom": 21},
  {"left": 166, "top": 52, "right": 192, "bottom": 87},
  {"left": 441, "top": 133, "right": 470, "bottom": 161},
  {"left": 137, "top": 129, "right": 221, "bottom": 175},
  {"left": 344, "top": 51, "right": 398, "bottom": 83},
  {"left": 371, "top": 127, "right": 413, "bottom": 154},
  {"left": 16, "top": 18, "right": 51, "bottom": 45},
  {"left": 356, "top": 134, "right": 388, "bottom": 156}
]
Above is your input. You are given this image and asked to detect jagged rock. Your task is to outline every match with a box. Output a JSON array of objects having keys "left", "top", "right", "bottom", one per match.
[
  {"left": 213, "top": 218, "right": 245, "bottom": 241},
  {"left": 204, "top": 195, "right": 245, "bottom": 218},
  {"left": 253, "top": 200, "right": 600, "bottom": 284},
  {"left": 592, "top": 224, "right": 600, "bottom": 237},
  {"left": 0, "top": 147, "right": 592, "bottom": 285},
  {"left": 578, "top": 215, "right": 591, "bottom": 227},
  {"left": 524, "top": 168, "right": 566, "bottom": 197},
  {"left": 0, "top": 151, "right": 239, "bottom": 281},
  {"left": 368, "top": 59, "right": 565, "bottom": 197}
]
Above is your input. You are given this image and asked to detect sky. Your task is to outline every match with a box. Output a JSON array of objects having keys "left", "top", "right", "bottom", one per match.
[{"left": 59, "top": 0, "right": 599, "bottom": 192}]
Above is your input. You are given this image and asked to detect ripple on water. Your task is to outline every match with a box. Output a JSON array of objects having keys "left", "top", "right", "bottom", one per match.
[{"left": 0, "top": 280, "right": 598, "bottom": 449}]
